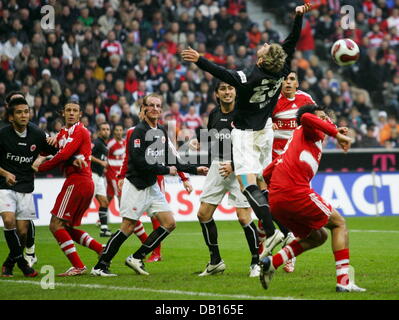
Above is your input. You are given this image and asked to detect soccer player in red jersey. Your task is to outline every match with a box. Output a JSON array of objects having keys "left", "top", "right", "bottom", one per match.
[
  {"left": 258, "top": 72, "right": 316, "bottom": 272},
  {"left": 32, "top": 102, "right": 104, "bottom": 276},
  {"left": 117, "top": 106, "right": 193, "bottom": 263},
  {"left": 259, "top": 105, "right": 366, "bottom": 292},
  {"left": 106, "top": 124, "right": 125, "bottom": 202}
]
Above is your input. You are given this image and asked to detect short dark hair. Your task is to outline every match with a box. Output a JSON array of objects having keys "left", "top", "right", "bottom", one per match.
[
  {"left": 97, "top": 122, "right": 110, "bottom": 131},
  {"left": 64, "top": 101, "right": 81, "bottom": 110},
  {"left": 113, "top": 123, "right": 124, "bottom": 131},
  {"left": 5, "top": 91, "right": 25, "bottom": 104},
  {"left": 7, "top": 97, "right": 29, "bottom": 116},
  {"left": 296, "top": 104, "right": 325, "bottom": 126}
]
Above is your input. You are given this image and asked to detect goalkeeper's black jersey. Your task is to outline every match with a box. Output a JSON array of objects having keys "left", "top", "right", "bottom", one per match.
[{"left": 196, "top": 15, "right": 303, "bottom": 131}]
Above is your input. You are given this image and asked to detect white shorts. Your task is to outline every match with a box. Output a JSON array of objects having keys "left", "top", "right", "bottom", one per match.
[
  {"left": 231, "top": 126, "right": 273, "bottom": 176},
  {"left": 120, "top": 179, "right": 171, "bottom": 220},
  {"left": 200, "top": 160, "right": 250, "bottom": 208},
  {"left": 0, "top": 189, "right": 37, "bottom": 220},
  {"left": 92, "top": 172, "right": 107, "bottom": 197}
]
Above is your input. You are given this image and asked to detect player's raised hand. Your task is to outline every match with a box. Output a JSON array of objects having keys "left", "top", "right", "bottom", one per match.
[
  {"left": 181, "top": 47, "right": 200, "bottom": 63},
  {"left": 295, "top": 3, "right": 312, "bottom": 15},
  {"left": 336, "top": 132, "right": 352, "bottom": 153},
  {"left": 183, "top": 180, "right": 193, "bottom": 194}
]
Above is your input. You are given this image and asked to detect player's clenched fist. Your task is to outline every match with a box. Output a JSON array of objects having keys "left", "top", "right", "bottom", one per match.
[
  {"left": 295, "top": 3, "right": 312, "bottom": 15},
  {"left": 181, "top": 47, "right": 200, "bottom": 63}
]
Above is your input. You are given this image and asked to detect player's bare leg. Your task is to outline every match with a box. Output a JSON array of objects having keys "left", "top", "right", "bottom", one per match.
[
  {"left": 325, "top": 209, "right": 366, "bottom": 292},
  {"left": 197, "top": 202, "right": 226, "bottom": 276},
  {"left": 1, "top": 212, "right": 38, "bottom": 277}
]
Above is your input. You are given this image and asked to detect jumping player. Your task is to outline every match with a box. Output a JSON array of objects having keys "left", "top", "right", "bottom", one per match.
[{"left": 182, "top": 3, "right": 312, "bottom": 258}]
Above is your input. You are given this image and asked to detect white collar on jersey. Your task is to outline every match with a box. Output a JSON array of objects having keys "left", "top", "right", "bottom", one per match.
[{"left": 14, "top": 128, "right": 27, "bottom": 138}]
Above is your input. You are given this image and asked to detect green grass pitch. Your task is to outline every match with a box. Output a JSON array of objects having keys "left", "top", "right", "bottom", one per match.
[{"left": 1, "top": 216, "right": 398, "bottom": 300}]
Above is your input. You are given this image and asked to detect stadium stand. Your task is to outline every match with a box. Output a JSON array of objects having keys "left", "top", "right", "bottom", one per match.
[{"left": 0, "top": 0, "right": 398, "bottom": 150}]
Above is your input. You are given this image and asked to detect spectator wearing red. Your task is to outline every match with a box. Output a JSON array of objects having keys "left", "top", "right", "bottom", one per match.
[
  {"left": 183, "top": 106, "right": 203, "bottom": 130},
  {"left": 296, "top": 17, "right": 315, "bottom": 60},
  {"left": 203, "top": 44, "right": 227, "bottom": 66},
  {"left": 125, "top": 69, "right": 138, "bottom": 94},
  {"left": 226, "top": 0, "right": 246, "bottom": 16},
  {"left": 163, "top": 102, "right": 184, "bottom": 132},
  {"left": 101, "top": 30, "right": 123, "bottom": 56},
  {"left": 366, "top": 24, "right": 385, "bottom": 48},
  {"left": 248, "top": 23, "right": 262, "bottom": 49},
  {"left": 158, "top": 31, "right": 177, "bottom": 55}
]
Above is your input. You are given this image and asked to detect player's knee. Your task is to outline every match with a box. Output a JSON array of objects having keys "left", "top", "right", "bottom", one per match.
[
  {"left": 165, "top": 222, "right": 176, "bottom": 232},
  {"left": 2, "top": 216, "right": 16, "bottom": 229}
]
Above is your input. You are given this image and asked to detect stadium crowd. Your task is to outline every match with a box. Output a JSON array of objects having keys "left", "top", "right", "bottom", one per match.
[{"left": 0, "top": 0, "right": 398, "bottom": 149}]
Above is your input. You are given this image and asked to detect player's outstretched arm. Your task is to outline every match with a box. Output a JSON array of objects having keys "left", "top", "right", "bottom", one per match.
[
  {"left": 181, "top": 47, "right": 243, "bottom": 88},
  {"left": 282, "top": 3, "right": 312, "bottom": 59}
]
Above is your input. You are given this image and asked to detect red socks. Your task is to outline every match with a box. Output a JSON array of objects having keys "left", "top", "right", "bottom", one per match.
[
  {"left": 272, "top": 240, "right": 304, "bottom": 269},
  {"left": 53, "top": 229, "right": 85, "bottom": 269},
  {"left": 334, "top": 248, "right": 350, "bottom": 285},
  {"left": 67, "top": 228, "right": 103, "bottom": 254},
  {"left": 134, "top": 220, "right": 148, "bottom": 243}
]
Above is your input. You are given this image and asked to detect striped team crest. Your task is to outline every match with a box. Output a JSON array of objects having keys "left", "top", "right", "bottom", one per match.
[{"left": 134, "top": 139, "right": 141, "bottom": 148}]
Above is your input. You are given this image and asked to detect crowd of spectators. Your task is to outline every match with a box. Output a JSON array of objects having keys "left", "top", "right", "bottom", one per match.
[
  {"left": 0, "top": 0, "right": 398, "bottom": 149},
  {"left": 265, "top": 0, "right": 399, "bottom": 148}
]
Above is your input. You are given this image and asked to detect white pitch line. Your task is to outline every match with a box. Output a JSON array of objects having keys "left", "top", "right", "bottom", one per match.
[
  {"left": 0, "top": 279, "right": 303, "bottom": 300},
  {"left": 350, "top": 229, "right": 399, "bottom": 234}
]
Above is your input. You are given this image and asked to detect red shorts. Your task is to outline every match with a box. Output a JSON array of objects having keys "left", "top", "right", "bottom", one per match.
[
  {"left": 269, "top": 189, "right": 332, "bottom": 239},
  {"left": 51, "top": 176, "right": 94, "bottom": 226}
]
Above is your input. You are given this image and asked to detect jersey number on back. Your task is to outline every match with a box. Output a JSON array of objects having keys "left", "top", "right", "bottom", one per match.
[{"left": 249, "top": 78, "right": 283, "bottom": 108}]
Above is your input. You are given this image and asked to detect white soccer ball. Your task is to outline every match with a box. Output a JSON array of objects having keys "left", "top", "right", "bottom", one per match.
[{"left": 331, "top": 38, "right": 360, "bottom": 66}]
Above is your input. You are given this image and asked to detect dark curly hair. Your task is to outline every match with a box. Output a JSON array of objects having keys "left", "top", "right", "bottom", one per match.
[{"left": 296, "top": 104, "right": 326, "bottom": 126}]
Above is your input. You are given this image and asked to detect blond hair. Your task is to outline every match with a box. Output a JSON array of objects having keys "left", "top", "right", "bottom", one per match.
[{"left": 260, "top": 44, "right": 287, "bottom": 73}]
